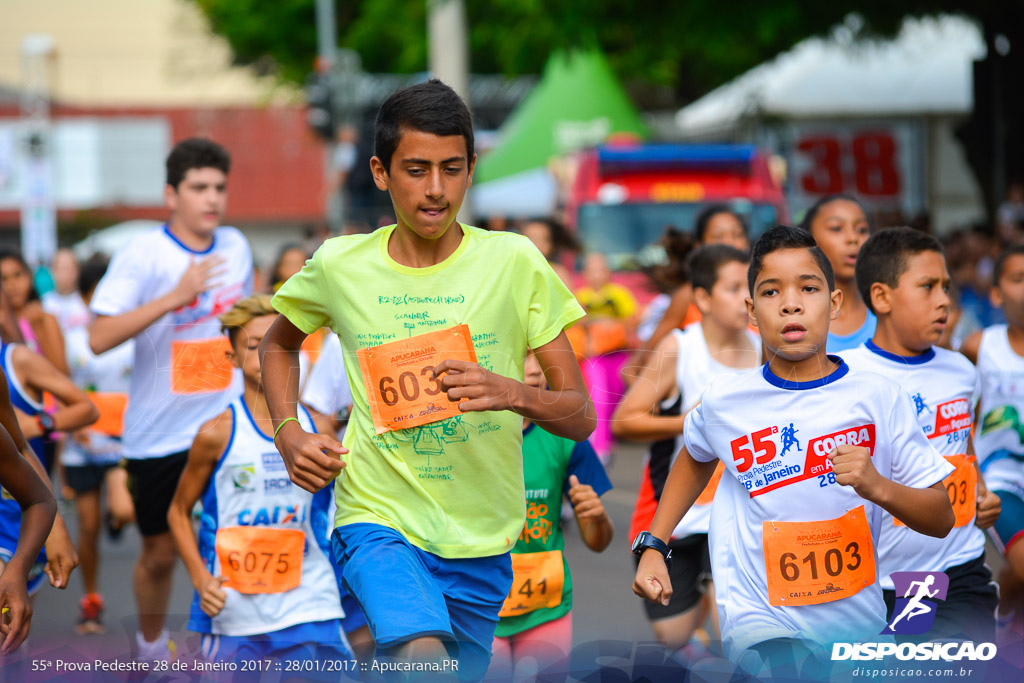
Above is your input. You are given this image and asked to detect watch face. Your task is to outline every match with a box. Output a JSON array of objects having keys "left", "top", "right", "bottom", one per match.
[
  {"left": 38, "top": 413, "right": 55, "bottom": 431},
  {"left": 631, "top": 531, "right": 648, "bottom": 554}
]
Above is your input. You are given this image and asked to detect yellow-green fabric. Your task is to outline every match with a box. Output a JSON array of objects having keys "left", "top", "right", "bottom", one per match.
[{"left": 272, "top": 225, "right": 585, "bottom": 558}]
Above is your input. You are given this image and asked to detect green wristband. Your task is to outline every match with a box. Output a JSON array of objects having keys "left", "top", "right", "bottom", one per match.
[{"left": 273, "top": 417, "right": 300, "bottom": 440}]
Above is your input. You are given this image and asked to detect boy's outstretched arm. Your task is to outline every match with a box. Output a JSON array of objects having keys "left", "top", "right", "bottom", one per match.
[
  {"left": 829, "top": 446, "right": 954, "bottom": 537},
  {"left": 633, "top": 447, "right": 718, "bottom": 606},
  {"left": 0, "top": 424, "right": 56, "bottom": 654},
  {"left": 612, "top": 333, "right": 685, "bottom": 441},
  {"left": 167, "top": 410, "right": 232, "bottom": 618},
  {"left": 436, "top": 330, "right": 596, "bottom": 442},
  {"left": 259, "top": 315, "right": 347, "bottom": 493}
]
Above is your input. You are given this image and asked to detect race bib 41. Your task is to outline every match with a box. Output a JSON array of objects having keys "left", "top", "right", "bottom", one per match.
[
  {"left": 356, "top": 324, "right": 477, "bottom": 435},
  {"left": 499, "top": 550, "right": 565, "bottom": 618}
]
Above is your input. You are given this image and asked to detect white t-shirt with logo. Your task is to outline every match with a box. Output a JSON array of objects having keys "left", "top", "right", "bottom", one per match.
[
  {"left": 843, "top": 341, "right": 985, "bottom": 589},
  {"left": 90, "top": 225, "right": 253, "bottom": 459},
  {"left": 683, "top": 357, "right": 952, "bottom": 656},
  {"left": 670, "top": 323, "right": 761, "bottom": 538},
  {"left": 61, "top": 324, "right": 134, "bottom": 467}
]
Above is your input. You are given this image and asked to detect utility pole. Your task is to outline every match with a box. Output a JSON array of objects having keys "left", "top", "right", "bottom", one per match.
[
  {"left": 427, "top": 0, "right": 472, "bottom": 222},
  {"left": 315, "top": 0, "right": 338, "bottom": 232},
  {"left": 19, "top": 35, "right": 57, "bottom": 267}
]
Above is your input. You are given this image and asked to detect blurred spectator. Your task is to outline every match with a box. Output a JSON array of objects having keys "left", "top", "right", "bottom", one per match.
[
  {"left": 328, "top": 124, "right": 359, "bottom": 231},
  {"left": 0, "top": 248, "right": 69, "bottom": 375},
  {"left": 483, "top": 215, "right": 509, "bottom": 232},
  {"left": 947, "top": 228, "right": 1004, "bottom": 340},
  {"left": 632, "top": 206, "right": 751, "bottom": 364},
  {"left": 997, "top": 180, "right": 1024, "bottom": 246},
  {"left": 268, "top": 243, "right": 309, "bottom": 294},
  {"left": 43, "top": 249, "right": 91, "bottom": 345},
  {"left": 341, "top": 221, "right": 373, "bottom": 236},
  {"left": 521, "top": 217, "right": 578, "bottom": 288},
  {"left": 575, "top": 253, "right": 637, "bottom": 463}
]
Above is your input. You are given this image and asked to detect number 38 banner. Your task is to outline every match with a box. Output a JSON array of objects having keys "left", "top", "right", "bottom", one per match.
[
  {"left": 357, "top": 324, "right": 478, "bottom": 435},
  {"left": 789, "top": 121, "right": 925, "bottom": 218}
]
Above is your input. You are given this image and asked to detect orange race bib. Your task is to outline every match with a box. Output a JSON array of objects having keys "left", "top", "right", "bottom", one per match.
[
  {"left": 356, "top": 325, "right": 477, "bottom": 435},
  {"left": 894, "top": 455, "right": 977, "bottom": 528},
  {"left": 88, "top": 392, "right": 128, "bottom": 437},
  {"left": 695, "top": 462, "right": 725, "bottom": 505},
  {"left": 498, "top": 550, "right": 565, "bottom": 617},
  {"left": 171, "top": 338, "right": 234, "bottom": 395},
  {"left": 215, "top": 527, "right": 304, "bottom": 594},
  {"left": 762, "top": 505, "right": 875, "bottom": 607}
]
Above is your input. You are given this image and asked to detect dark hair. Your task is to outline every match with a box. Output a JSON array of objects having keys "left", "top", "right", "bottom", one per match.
[
  {"left": 166, "top": 138, "right": 231, "bottom": 189},
  {"left": 748, "top": 225, "right": 835, "bottom": 295},
  {"left": 642, "top": 226, "right": 696, "bottom": 292},
  {"left": 0, "top": 249, "right": 40, "bottom": 303},
  {"left": 993, "top": 244, "right": 1024, "bottom": 287},
  {"left": 78, "top": 254, "right": 110, "bottom": 297},
  {"left": 688, "top": 244, "right": 749, "bottom": 294},
  {"left": 799, "top": 193, "right": 871, "bottom": 233},
  {"left": 695, "top": 204, "right": 748, "bottom": 243},
  {"left": 855, "top": 227, "right": 945, "bottom": 315},
  {"left": 374, "top": 79, "right": 474, "bottom": 174}
]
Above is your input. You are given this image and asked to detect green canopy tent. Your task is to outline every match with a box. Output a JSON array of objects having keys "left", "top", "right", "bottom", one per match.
[{"left": 471, "top": 49, "right": 648, "bottom": 217}]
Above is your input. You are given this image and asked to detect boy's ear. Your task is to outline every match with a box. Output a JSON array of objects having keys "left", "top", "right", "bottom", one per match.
[
  {"left": 466, "top": 153, "right": 477, "bottom": 187},
  {"left": 225, "top": 347, "right": 240, "bottom": 370},
  {"left": 370, "top": 156, "right": 389, "bottom": 191},
  {"left": 829, "top": 288, "right": 844, "bottom": 321},
  {"left": 870, "top": 282, "right": 893, "bottom": 315},
  {"left": 745, "top": 296, "right": 758, "bottom": 328},
  {"left": 991, "top": 285, "right": 1004, "bottom": 310},
  {"left": 693, "top": 286, "right": 712, "bottom": 315},
  {"left": 164, "top": 184, "right": 178, "bottom": 212}
]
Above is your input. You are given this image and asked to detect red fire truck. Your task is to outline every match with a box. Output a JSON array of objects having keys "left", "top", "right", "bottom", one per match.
[{"left": 566, "top": 143, "right": 789, "bottom": 291}]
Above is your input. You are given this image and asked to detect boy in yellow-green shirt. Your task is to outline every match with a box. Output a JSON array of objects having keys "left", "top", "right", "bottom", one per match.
[{"left": 260, "top": 79, "right": 594, "bottom": 679}]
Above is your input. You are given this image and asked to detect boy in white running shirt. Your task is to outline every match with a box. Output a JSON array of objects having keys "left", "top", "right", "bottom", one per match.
[
  {"left": 168, "top": 296, "right": 349, "bottom": 672},
  {"left": 614, "top": 244, "right": 760, "bottom": 651},
  {"left": 632, "top": 225, "right": 954, "bottom": 672},
  {"left": 89, "top": 138, "right": 253, "bottom": 660},
  {"left": 844, "top": 227, "right": 1000, "bottom": 642}
]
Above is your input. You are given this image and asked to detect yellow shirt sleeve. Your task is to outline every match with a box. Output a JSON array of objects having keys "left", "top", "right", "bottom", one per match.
[
  {"left": 517, "top": 239, "right": 586, "bottom": 349},
  {"left": 271, "top": 244, "right": 333, "bottom": 335}
]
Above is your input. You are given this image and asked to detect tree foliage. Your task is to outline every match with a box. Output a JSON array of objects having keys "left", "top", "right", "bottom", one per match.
[{"left": 193, "top": 1, "right": 975, "bottom": 99}]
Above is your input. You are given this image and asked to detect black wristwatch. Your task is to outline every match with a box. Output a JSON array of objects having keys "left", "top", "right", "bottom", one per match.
[
  {"left": 36, "top": 413, "right": 56, "bottom": 437},
  {"left": 631, "top": 531, "right": 672, "bottom": 569}
]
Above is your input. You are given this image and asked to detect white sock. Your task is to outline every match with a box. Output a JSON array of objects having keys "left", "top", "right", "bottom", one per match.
[{"left": 136, "top": 629, "right": 170, "bottom": 658}]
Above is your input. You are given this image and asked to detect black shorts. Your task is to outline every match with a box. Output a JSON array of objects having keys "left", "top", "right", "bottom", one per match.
[
  {"left": 883, "top": 552, "right": 998, "bottom": 642},
  {"left": 64, "top": 462, "right": 118, "bottom": 494},
  {"left": 634, "top": 533, "right": 712, "bottom": 620},
  {"left": 125, "top": 450, "right": 188, "bottom": 537}
]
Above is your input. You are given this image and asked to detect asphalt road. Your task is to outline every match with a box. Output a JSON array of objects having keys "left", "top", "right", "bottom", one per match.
[{"left": 7, "top": 442, "right": 661, "bottom": 682}]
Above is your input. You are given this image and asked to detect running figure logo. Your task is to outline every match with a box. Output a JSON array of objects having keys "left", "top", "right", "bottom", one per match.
[
  {"left": 913, "top": 393, "right": 931, "bottom": 416},
  {"left": 881, "top": 571, "right": 949, "bottom": 635},
  {"left": 780, "top": 423, "right": 801, "bottom": 456}
]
